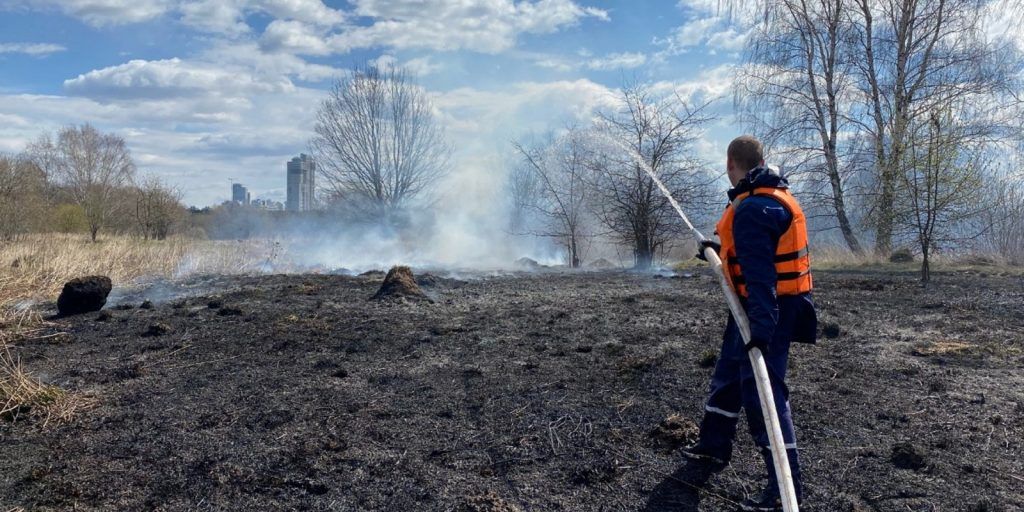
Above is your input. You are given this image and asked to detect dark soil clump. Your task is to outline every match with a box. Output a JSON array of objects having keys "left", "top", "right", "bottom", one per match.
[
  {"left": 650, "top": 414, "right": 699, "bottom": 451},
  {"left": 217, "top": 306, "right": 243, "bottom": 316},
  {"left": 371, "top": 266, "right": 427, "bottom": 300},
  {"left": 697, "top": 349, "right": 718, "bottom": 368},
  {"left": 822, "top": 322, "right": 841, "bottom": 338},
  {"left": 57, "top": 275, "right": 112, "bottom": 316},
  {"left": 140, "top": 300, "right": 154, "bottom": 310},
  {"left": 143, "top": 322, "right": 172, "bottom": 337},
  {"left": 891, "top": 442, "right": 927, "bottom": 470}
]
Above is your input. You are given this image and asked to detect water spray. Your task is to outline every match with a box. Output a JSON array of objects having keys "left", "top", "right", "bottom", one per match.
[{"left": 590, "top": 132, "right": 800, "bottom": 512}]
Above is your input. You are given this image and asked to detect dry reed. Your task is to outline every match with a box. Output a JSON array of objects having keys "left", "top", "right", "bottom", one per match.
[
  {"left": 0, "top": 333, "right": 93, "bottom": 427},
  {"left": 0, "top": 234, "right": 271, "bottom": 328}
]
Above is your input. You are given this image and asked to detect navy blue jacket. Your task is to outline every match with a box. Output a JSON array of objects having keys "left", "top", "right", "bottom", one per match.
[{"left": 726, "top": 167, "right": 817, "bottom": 347}]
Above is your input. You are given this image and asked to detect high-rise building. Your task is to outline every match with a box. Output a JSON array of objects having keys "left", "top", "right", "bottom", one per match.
[
  {"left": 286, "top": 154, "right": 316, "bottom": 212},
  {"left": 232, "top": 183, "right": 250, "bottom": 205}
]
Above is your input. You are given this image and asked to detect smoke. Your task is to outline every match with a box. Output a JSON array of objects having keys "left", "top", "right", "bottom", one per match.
[{"left": 196, "top": 167, "right": 573, "bottom": 273}]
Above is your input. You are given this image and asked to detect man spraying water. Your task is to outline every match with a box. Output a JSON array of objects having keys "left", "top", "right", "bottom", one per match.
[{"left": 682, "top": 135, "right": 818, "bottom": 511}]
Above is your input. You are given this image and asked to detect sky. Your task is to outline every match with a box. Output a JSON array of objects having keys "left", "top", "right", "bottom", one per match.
[{"left": 0, "top": 0, "right": 751, "bottom": 207}]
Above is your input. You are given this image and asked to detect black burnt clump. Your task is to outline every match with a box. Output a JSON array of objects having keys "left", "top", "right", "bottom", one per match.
[
  {"left": 698, "top": 349, "right": 718, "bottom": 368},
  {"left": 822, "top": 322, "right": 842, "bottom": 339},
  {"left": 57, "top": 276, "right": 112, "bottom": 316},
  {"left": 891, "top": 442, "right": 926, "bottom": 470},
  {"left": 217, "top": 306, "right": 244, "bottom": 316},
  {"left": 372, "top": 266, "right": 427, "bottom": 301}
]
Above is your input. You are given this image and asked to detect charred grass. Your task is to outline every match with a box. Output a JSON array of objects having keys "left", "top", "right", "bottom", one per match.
[{"left": 1, "top": 268, "right": 1023, "bottom": 511}]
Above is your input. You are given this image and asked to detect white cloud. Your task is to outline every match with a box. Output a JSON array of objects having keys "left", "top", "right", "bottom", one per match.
[
  {"left": 656, "top": 0, "right": 752, "bottom": 57},
  {"left": 16, "top": 0, "right": 171, "bottom": 26},
  {"left": 260, "top": 19, "right": 332, "bottom": 55},
  {"left": 63, "top": 57, "right": 294, "bottom": 101},
  {"left": 328, "top": 0, "right": 608, "bottom": 54},
  {"left": 180, "top": 0, "right": 343, "bottom": 36},
  {"left": 9, "top": 0, "right": 343, "bottom": 34},
  {"left": 0, "top": 42, "right": 66, "bottom": 55},
  {"left": 178, "top": 0, "right": 251, "bottom": 35},
  {"left": 201, "top": 41, "right": 339, "bottom": 83},
  {"left": 586, "top": 51, "right": 647, "bottom": 70},
  {"left": 525, "top": 50, "right": 647, "bottom": 72},
  {"left": 369, "top": 54, "right": 443, "bottom": 76},
  {"left": 433, "top": 79, "right": 618, "bottom": 140}
]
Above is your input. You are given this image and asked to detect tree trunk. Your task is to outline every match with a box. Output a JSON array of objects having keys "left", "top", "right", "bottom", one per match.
[
  {"left": 90, "top": 226, "right": 99, "bottom": 242},
  {"left": 875, "top": 172, "right": 895, "bottom": 257},
  {"left": 634, "top": 236, "right": 654, "bottom": 270},
  {"left": 824, "top": 150, "right": 864, "bottom": 255},
  {"left": 921, "top": 244, "right": 930, "bottom": 283},
  {"left": 569, "top": 237, "right": 581, "bottom": 268}
]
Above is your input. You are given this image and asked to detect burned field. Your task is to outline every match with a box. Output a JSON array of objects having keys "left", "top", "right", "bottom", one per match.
[{"left": 2, "top": 269, "right": 1023, "bottom": 511}]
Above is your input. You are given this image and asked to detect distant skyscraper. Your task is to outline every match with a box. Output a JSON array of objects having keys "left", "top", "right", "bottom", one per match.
[
  {"left": 286, "top": 154, "right": 316, "bottom": 212},
  {"left": 232, "top": 183, "right": 250, "bottom": 205}
]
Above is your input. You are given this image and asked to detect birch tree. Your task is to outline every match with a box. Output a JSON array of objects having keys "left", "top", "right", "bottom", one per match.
[{"left": 739, "top": 0, "right": 865, "bottom": 253}]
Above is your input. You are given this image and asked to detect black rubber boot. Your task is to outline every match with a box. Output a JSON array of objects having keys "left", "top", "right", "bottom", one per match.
[
  {"left": 740, "top": 447, "right": 802, "bottom": 511},
  {"left": 680, "top": 441, "right": 730, "bottom": 469}
]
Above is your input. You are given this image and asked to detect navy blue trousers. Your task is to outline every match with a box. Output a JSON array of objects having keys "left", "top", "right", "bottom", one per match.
[{"left": 698, "top": 315, "right": 802, "bottom": 494}]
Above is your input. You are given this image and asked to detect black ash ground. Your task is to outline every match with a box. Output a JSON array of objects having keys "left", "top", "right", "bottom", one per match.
[{"left": 2, "top": 269, "right": 1023, "bottom": 511}]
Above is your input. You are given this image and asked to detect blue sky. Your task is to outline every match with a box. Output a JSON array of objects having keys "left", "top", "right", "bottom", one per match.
[{"left": 0, "top": 0, "right": 748, "bottom": 206}]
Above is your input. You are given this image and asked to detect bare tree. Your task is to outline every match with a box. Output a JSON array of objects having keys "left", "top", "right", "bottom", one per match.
[
  {"left": 739, "top": 0, "right": 865, "bottom": 254},
  {"left": 0, "top": 153, "right": 47, "bottom": 240},
  {"left": 311, "top": 64, "right": 450, "bottom": 224},
  {"left": 589, "top": 82, "right": 717, "bottom": 269},
  {"left": 30, "top": 124, "right": 136, "bottom": 242},
  {"left": 134, "top": 175, "right": 184, "bottom": 240},
  {"left": 850, "top": 0, "right": 1016, "bottom": 256},
  {"left": 512, "top": 127, "right": 592, "bottom": 268},
  {"left": 900, "top": 110, "right": 988, "bottom": 282},
  {"left": 978, "top": 164, "right": 1024, "bottom": 264}
]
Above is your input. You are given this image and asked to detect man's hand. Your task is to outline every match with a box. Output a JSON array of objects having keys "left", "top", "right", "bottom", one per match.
[
  {"left": 745, "top": 337, "right": 769, "bottom": 354},
  {"left": 695, "top": 240, "right": 721, "bottom": 261}
]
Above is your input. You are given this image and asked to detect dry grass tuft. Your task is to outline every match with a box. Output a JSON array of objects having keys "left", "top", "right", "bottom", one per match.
[
  {"left": 911, "top": 340, "right": 973, "bottom": 357},
  {"left": 0, "top": 335, "right": 93, "bottom": 427}
]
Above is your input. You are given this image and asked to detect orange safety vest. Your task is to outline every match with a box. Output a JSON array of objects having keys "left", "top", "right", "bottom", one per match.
[{"left": 716, "top": 187, "right": 812, "bottom": 297}]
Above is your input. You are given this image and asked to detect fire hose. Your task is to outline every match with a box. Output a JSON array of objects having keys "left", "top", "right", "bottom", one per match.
[
  {"left": 642, "top": 164, "right": 800, "bottom": 512},
  {"left": 698, "top": 239, "right": 800, "bottom": 512}
]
